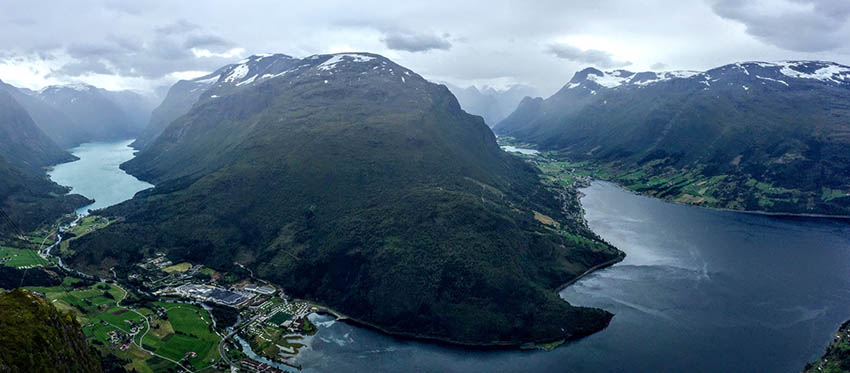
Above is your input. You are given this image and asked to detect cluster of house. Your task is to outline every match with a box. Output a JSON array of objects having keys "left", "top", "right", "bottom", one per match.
[
  {"left": 137, "top": 254, "right": 173, "bottom": 271},
  {"left": 106, "top": 330, "right": 131, "bottom": 351},
  {"left": 170, "top": 284, "right": 252, "bottom": 307},
  {"left": 182, "top": 351, "right": 198, "bottom": 361}
]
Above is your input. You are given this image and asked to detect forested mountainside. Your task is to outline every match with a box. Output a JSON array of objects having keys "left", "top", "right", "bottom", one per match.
[
  {"left": 496, "top": 61, "right": 850, "bottom": 215},
  {"left": 0, "top": 289, "right": 103, "bottom": 373},
  {"left": 69, "top": 53, "right": 623, "bottom": 346}
]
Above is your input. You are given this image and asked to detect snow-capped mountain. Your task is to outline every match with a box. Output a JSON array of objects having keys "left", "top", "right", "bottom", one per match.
[
  {"left": 33, "top": 83, "right": 156, "bottom": 142},
  {"left": 495, "top": 60, "right": 850, "bottom": 215},
  {"left": 561, "top": 61, "right": 850, "bottom": 95},
  {"left": 131, "top": 69, "right": 226, "bottom": 149},
  {"left": 135, "top": 53, "right": 427, "bottom": 148},
  {"left": 201, "top": 52, "right": 422, "bottom": 100}
]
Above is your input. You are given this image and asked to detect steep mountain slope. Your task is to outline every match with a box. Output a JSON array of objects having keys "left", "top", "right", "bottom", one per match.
[
  {"left": 445, "top": 83, "right": 538, "bottom": 126},
  {"left": 0, "top": 289, "right": 103, "bottom": 373},
  {"left": 131, "top": 71, "right": 223, "bottom": 149},
  {"left": 0, "top": 91, "right": 90, "bottom": 236},
  {"left": 70, "top": 53, "right": 622, "bottom": 346},
  {"left": 0, "top": 80, "right": 91, "bottom": 148},
  {"left": 35, "top": 84, "right": 152, "bottom": 141},
  {"left": 133, "top": 54, "right": 297, "bottom": 150},
  {"left": 0, "top": 154, "right": 90, "bottom": 236},
  {"left": 100, "top": 89, "right": 158, "bottom": 131},
  {"left": 496, "top": 61, "right": 850, "bottom": 215},
  {"left": 0, "top": 89, "right": 75, "bottom": 171}
]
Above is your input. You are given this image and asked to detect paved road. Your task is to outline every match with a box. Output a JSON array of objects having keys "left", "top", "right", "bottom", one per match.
[{"left": 113, "top": 282, "right": 194, "bottom": 372}]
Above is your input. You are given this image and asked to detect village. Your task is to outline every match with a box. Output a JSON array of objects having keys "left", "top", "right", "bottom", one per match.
[
  {"left": 121, "top": 253, "right": 323, "bottom": 371},
  {"left": 17, "top": 232, "right": 328, "bottom": 373}
]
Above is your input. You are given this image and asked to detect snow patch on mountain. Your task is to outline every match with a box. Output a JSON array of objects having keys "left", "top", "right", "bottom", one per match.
[
  {"left": 235, "top": 74, "right": 257, "bottom": 87},
  {"left": 633, "top": 71, "right": 700, "bottom": 86},
  {"left": 224, "top": 64, "right": 250, "bottom": 83},
  {"left": 317, "top": 54, "right": 376, "bottom": 72},
  {"left": 586, "top": 70, "right": 633, "bottom": 88},
  {"left": 776, "top": 62, "right": 850, "bottom": 84},
  {"left": 755, "top": 75, "right": 789, "bottom": 86}
]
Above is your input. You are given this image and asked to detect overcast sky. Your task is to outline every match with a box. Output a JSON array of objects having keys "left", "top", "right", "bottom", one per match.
[{"left": 1, "top": 0, "right": 849, "bottom": 98}]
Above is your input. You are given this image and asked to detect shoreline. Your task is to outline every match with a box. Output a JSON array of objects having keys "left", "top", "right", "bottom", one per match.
[
  {"left": 589, "top": 180, "right": 850, "bottom": 221},
  {"left": 555, "top": 254, "right": 626, "bottom": 292},
  {"left": 303, "top": 251, "right": 627, "bottom": 351},
  {"left": 493, "top": 140, "right": 850, "bottom": 221}
]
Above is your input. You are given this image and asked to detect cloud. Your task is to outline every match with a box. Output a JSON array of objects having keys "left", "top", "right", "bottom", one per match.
[
  {"left": 546, "top": 43, "right": 631, "bottom": 68},
  {"left": 51, "top": 22, "right": 239, "bottom": 81},
  {"left": 382, "top": 32, "right": 452, "bottom": 52},
  {"left": 710, "top": 0, "right": 850, "bottom": 52},
  {"left": 183, "top": 34, "right": 231, "bottom": 49},
  {"left": 0, "top": 1, "right": 848, "bottom": 97},
  {"left": 651, "top": 62, "right": 668, "bottom": 70},
  {"left": 50, "top": 59, "right": 113, "bottom": 77},
  {"left": 154, "top": 19, "right": 199, "bottom": 35}
]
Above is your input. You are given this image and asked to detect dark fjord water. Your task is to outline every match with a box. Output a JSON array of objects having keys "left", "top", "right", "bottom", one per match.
[
  {"left": 296, "top": 181, "right": 850, "bottom": 372},
  {"left": 46, "top": 143, "right": 850, "bottom": 372},
  {"left": 48, "top": 140, "right": 152, "bottom": 215}
]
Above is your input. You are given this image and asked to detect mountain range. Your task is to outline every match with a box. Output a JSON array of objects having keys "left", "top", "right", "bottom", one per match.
[
  {"left": 0, "top": 80, "right": 156, "bottom": 148},
  {"left": 34, "top": 83, "right": 156, "bottom": 145},
  {"left": 68, "top": 53, "right": 623, "bottom": 346},
  {"left": 495, "top": 61, "right": 850, "bottom": 215},
  {"left": 444, "top": 83, "right": 538, "bottom": 126}
]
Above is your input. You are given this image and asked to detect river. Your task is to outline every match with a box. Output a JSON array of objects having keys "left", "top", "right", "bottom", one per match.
[
  {"left": 294, "top": 181, "right": 850, "bottom": 372},
  {"left": 48, "top": 140, "right": 152, "bottom": 215}
]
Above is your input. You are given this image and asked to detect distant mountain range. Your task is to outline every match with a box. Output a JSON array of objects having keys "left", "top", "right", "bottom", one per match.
[
  {"left": 69, "top": 52, "right": 622, "bottom": 346},
  {"left": 496, "top": 61, "right": 850, "bottom": 215},
  {"left": 0, "top": 80, "right": 156, "bottom": 148},
  {"left": 444, "top": 83, "right": 539, "bottom": 126},
  {"left": 34, "top": 83, "right": 156, "bottom": 145}
]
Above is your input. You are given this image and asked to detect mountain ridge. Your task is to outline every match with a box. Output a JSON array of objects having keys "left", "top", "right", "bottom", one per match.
[
  {"left": 495, "top": 60, "right": 850, "bottom": 215},
  {"left": 70, "top": 52, "right": 623, "bottom": 346}
]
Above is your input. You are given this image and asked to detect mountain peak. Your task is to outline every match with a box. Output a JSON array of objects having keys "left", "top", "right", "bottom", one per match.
[
  {"left": 203, "top": 52, "right": 421, "bottom": 99},
  {"left": 711, "top": 61, "right": 850, "bottom": 85},
  {"left": 562, "top": 60, "right": 850, "bottom": 93},
  {"left": 38, "top": 83, "right": 95, "bottom": 95},
  {"left": 235, "top": 53, "right": 294, "bottom": 64}
]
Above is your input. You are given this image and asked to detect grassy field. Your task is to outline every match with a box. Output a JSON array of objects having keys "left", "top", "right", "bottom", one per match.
[
  {"left": 268, "top": 311, "right": 292, "bottom": 325},
  {"left": 25, "top": 278, "right": 223, "bottom": 371},
  {"left": 0, "top": 246, "right": 50, "bottom": 268},
  {"left": 162, "top": 262, "right": 192, "bottom": 273},
  {"left": 141, "top": 302, "right": 221, "bottom": 369},
  {"left": 60, "top": 216, "right": 113, "bottom": 255},
  {"left": 68, "top": 216, "right": 112, "bottom": 237}
]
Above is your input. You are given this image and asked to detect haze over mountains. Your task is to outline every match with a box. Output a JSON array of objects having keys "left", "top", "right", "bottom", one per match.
[
  {"left": 496, "top": 61, "right": 850, "bottom": 215},
  {"left": 444, "top": 83, "right": 539, "bottom": 126},
  {"left": 68, "top": 53, "right": 623, "bottom": 345},
  {"left": 0, "top": 80, "right": 156, "bottom": 148},
  {"left": 0, "top": 90, "right": 89, "bottom": 235}
]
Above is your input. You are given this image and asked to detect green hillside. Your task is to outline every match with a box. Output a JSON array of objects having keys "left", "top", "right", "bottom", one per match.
[
  {"left": 0, "top": 289, "right": 103, "bottom": 372},
  {"left": 69, "top": 53, "right": 622, "bottom": 346},
  {"left": 496, "top": 62, "right": 850, "bottom": 215}
]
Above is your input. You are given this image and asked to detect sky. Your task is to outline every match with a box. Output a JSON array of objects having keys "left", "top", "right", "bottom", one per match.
[{"left": 1, "top": 0, "right": 849, "bottom": 99}]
